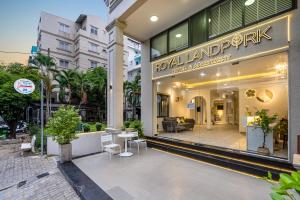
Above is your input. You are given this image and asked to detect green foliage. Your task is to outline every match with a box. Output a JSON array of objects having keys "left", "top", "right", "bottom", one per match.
[
  {"left": 124, "top": 121, "right": 131, "bottom": 129},
  {"left": 0, "top": 64, "right": 40, "bottom": 138},
  {"left": 254, "top": 109, "right": 278, "bottom": 148},
  {"left": 266, "top": 171, "right": 300, "bottom": 200},
  {"left": 124, "top": 73, "right": 141, "bottom": 120},
  {"left": 28, "top": 123, "right": 40, "bottom": 136},
  {"left": 124, "top": 120, "right": 144, "bottom": 138},
  {"left": 82, "top": 123, "right": 91, "bottom": 132},
  {"left": 46, "top": 106, "right": 81, "bottom": 145},
  {"left": 95, "top": 122, "right": 102, "bottom": 131},
  {"left": 30, "top": 124, "right": 46, "bottom": 152}
]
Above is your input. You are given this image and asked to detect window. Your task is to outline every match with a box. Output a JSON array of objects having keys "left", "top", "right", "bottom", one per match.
[
  {"left": 59, "top": 59, "right": 69, "bottom": 68},
  {"left": 58, "top": 40, "right": 70, "bottom": 51},
  {"left": 75, "top": 59, "right": 79, "bottom": 68},
  {"left": 169, "top": 22, "right": 189, "bottom": 52},
  {"left": 190, "top": 10, "right": 208, "bottom": 46},
  {"left": 75, "top": 41, "right": 79, "bottom": 51},
  {"left": 209, "top": 0, "right": 243, "bottom": 38},
  {"left": 91, "top": 26, "right": 98, "bottom": 35},
  {"left": 59, "top": 23, "right": 70, "bottom": 33},
  {"left": 89, "top": 42, "right": 99, "bottom": 53},
  {"left": 245, "top": 0, "right": 293, "bottom": 25},
  {"left": 151, "top": 33, "right": 167, "bottom": 59},
  {"left": 90, "top": 60, "right": 98, "bottom": 68},
  {"left": 157, "top": 94, "right": 170, "bottom": 117}
]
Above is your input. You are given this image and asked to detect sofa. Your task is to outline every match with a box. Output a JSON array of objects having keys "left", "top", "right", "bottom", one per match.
[{"left": 162, "top": 117, "right": 195, "bottom": 133}]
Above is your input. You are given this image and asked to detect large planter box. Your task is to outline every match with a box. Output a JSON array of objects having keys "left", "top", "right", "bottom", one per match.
[
  {"left": 246, "top": 126, "right": 274, "bottom": 154},
  {"left": 47, "top": 131, "right": 106, "bottom": 157}
]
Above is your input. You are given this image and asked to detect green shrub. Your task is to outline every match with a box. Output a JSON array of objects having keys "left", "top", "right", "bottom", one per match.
[
  {"left": 28, "top": 124, "right": 40, "bottom": 136},
  {"left": 46, "top": 106, "right": 81, "bottom": 145},
  {"left": 28, "top": 124, "right": 46, "bottom": 151},
  {"left": 124, "top": 121, "right": 131, "bottom": 129},
  {"left": 129, "top": 120, "right": 144, "bottom": 138},
  {"left": 95, "top": 123, "right": 102, "bottom": 131},
  {"left": 82, "top": 123, "right": 91, "bottom": 132}
]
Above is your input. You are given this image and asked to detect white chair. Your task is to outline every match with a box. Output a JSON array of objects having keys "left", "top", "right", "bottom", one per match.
[
  {"left": 101, "top": 134, "right": 121, "bottom": 159},
  {"left": 21, "top": 135, "right": 36, "bottom": 156},
  {"left": 128, "top": 132, "right": 147, "bottom": 154}
]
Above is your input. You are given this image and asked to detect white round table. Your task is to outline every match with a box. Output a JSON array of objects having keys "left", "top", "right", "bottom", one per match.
[{"left": 118, "top": 132, "right": 135, "bottom": 157}]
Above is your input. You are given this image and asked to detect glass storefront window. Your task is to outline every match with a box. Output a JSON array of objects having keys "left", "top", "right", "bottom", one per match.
[
  {"left": 151, "top": 33, "right": 167, "bottom": 59},
  {"left": 155, "top": 52, "right": 289, "bottom": 159},
  {"left": 169, "top": 22, "right": 189, "bottom": 52},
  {"left": 157, "top": 94, "right": 170, "bottom": 117}
]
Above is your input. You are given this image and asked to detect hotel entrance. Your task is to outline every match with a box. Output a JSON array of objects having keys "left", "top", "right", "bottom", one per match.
[{"left": 155, "top": 52, "right": 288, "bottom": 159}]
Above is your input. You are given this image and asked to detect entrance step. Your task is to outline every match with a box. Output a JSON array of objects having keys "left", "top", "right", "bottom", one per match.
[{"left": 146, "top": 137, "right": 296, "bottom": 180}]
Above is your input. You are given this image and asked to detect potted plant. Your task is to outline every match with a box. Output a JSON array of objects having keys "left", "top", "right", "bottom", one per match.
[
  {"left": 254, "top": 109, "right": 277, "bottom": 155},
  {"left": 46, "top": 106, "right": 81, "bottom": 163}
]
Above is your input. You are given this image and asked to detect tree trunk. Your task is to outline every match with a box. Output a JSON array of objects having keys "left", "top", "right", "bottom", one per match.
[
  {"left": 7, "top": 121, "right": 17, "bottom": 139},
  {"left": 46, "top": 92, "right": 50, "bottom": 121}
]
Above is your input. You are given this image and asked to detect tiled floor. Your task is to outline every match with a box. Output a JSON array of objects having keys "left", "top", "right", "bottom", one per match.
[
  {"left": 158, "top": 124, "right": 288, "bottom": 158},
  {"left": 159, "top": 124, "right": 246, "bottom": 150},
  {"left": 73, "top": 148, "right": 272, "bottom": 200}
]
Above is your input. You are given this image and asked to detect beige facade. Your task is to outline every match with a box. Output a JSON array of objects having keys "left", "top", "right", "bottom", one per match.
[
  {"left": 104, "top": 0, "right": 300, "bottom": 161},
  {"left": 37, "top": 12, "right": 108, "bottom": 71}
]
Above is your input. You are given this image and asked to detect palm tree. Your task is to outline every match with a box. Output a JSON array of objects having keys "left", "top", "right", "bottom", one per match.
[
  {"left": 74, "top": 71, "right": 88, "bottom": 109},
  {"left": 33, "top": 53, "right": 58, "bottom": 121},
  {"left": 124, "top": 73, "right": 141, "bottom": 120},
  {"left": 54, "top": 69, "right": 77, "bottom": 104}
]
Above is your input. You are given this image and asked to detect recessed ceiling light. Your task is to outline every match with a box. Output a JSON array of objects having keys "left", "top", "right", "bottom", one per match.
[
  {"left": 216, "top": 73, "right": 221, "bottom": 77},
  {"left": 176, "top": 34, "right": 182, "bottom": 38},
  {"left": 150, "top": 16, "right": 158, "bottom": 22},
  {"left": 245, "top": 0, "right": 255, "bottom": 6},
  {"left": 200, "top": 72, "right": 206, "bottom": 77}
]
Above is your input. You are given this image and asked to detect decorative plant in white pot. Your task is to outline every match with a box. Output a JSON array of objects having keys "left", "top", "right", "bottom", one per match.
[
  {"left": 46, "top": 106, "right": 81, "bottom": 163},
  {"left": 254, "top": 109, "right": 277, "bottom": 155}
]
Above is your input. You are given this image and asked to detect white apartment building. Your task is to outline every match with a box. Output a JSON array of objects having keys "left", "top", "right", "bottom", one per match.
[
  {"left": 36, "top": 12, "right": 141, "bottom": 80},
  {"left": 37, "top": 12, "right": 108, "bottom": 71},
  {"left": 124, "top": 36, "right": 141, "bottom": 82}
]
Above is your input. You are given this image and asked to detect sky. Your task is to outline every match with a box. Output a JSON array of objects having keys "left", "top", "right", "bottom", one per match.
[{"left": 0, "top": 0, "right": 108, "bottom": 65}]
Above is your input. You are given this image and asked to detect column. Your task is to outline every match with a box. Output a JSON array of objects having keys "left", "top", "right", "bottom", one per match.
[
  {"left": 141, "top": 40, "right": 154, "bottom": 136},
  {"left": 106, "top": 20, "right": 126, "bottom": 129}
]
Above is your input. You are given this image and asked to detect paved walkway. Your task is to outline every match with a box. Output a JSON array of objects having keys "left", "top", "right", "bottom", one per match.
[
  {"left": 74, "top": 148, "right": 272, "bottom": 200},
  {"left": 0, "top": 155, "right": 80, "bottom": 200}
]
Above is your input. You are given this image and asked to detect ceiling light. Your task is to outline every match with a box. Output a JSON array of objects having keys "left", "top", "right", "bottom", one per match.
[
  {"left": 216, "top": 73, "right": 221, "bottom": 77},
  {"left": 208, "top": 18, "right": 211, "bottom": 23},
  {"left": 245, "top": 0, "right": 255, "bottom": 6},
  {"left": 150, "top": 16, "right": 158, "bottom": 22},
  {"left": 200, "top": 72, "right": 206, "bottom": 77},
  {"left": 176, "top": 34, "right": 182, "bottom": 38}
]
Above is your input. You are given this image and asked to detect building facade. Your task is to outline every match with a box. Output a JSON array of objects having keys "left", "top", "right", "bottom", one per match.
[
  {"left": 37, "top": 12, "right": 108, "bottom": 71},
  {"left": 105, "top": 0, "right": 300, "bottom": 163}
]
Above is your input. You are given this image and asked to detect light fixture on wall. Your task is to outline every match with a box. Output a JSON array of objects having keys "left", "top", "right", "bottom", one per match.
[
  {"left": 216, "top": 73, "right": 221, "bottom": 77},
  {"left": 245, "top": 0, "right": 255, "bottom": 6}
]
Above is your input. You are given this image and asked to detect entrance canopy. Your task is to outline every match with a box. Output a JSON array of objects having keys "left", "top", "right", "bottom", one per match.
[{"left": 117, "top": 0, "right": 218, "bottom": 41}]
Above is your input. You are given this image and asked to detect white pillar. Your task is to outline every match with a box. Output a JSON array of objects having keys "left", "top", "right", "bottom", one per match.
[
  {"left": 106, "top": 20, "right": 126, "bottom": 129},
  {"left": 141, "top": 40, "right": 154, "bottom": 136}
]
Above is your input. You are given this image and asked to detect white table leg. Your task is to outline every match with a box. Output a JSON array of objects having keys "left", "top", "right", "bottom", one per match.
[{"left": 120, "top": 137, "right": 133, "bottom": 157}]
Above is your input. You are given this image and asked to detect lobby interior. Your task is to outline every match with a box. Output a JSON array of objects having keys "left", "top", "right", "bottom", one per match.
[{"left": 155, "top": 52, "right": 289, "bottom": 159}]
